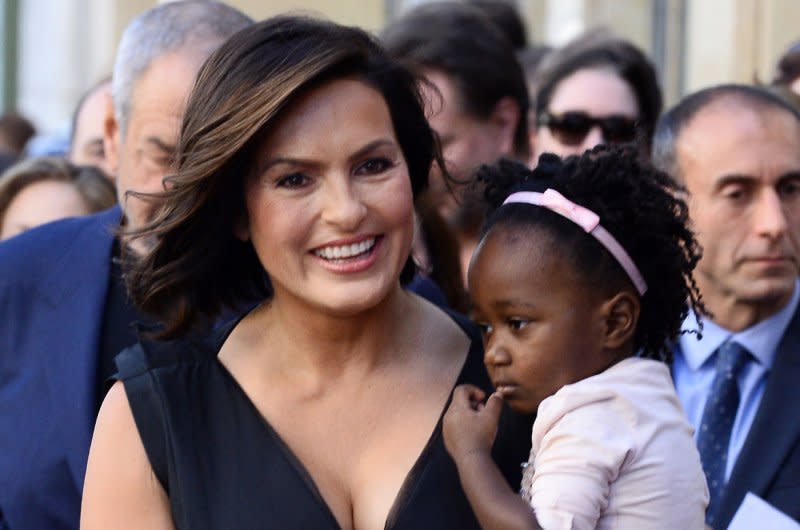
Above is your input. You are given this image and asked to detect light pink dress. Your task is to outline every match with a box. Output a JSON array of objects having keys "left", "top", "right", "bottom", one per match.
[{"left": 520, "top": 357, "right": 708, "bottom": 529}]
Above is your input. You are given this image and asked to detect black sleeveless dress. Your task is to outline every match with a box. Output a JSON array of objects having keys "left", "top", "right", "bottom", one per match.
[{"left": 116, "top": 311, "right": 532, "bottom": 529}]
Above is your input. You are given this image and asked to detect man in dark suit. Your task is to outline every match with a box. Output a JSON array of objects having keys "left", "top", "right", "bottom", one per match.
[
  {"left": 0, "top": 3, "right": 251, "bottom": 529},
  {"left": 653, "top": 84, "right": 800, "bottom": 529}
]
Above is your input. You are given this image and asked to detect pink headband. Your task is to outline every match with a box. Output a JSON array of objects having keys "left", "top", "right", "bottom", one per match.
[{"left": 502, "top": 189, "right": 648, "bottom": 295}]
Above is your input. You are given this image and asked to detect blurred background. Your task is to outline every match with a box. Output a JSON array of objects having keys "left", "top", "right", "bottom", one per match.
[{"left": 0, "top": 0, "right": 797, "bottom": 136}]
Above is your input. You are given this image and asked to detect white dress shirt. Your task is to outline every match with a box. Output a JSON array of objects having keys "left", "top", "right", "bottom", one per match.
[{"left": 674, "top": 281, "right": 799, "bottom": 479}]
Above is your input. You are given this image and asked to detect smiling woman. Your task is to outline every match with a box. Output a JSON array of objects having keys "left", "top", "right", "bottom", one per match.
[{"left": 79, "top": 15, "right": 532, "bottom": 530}]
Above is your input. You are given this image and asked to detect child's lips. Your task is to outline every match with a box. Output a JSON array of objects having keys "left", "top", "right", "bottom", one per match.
[{"left": 493, "top": 381, "right": 517, "bottom": 396}]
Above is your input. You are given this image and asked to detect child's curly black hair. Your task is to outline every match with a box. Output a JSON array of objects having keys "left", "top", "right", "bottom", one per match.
[{"left": 476, "top": 145, "right": 704, "bottom": 361}]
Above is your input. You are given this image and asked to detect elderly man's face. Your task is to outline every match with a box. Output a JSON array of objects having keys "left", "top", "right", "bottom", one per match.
[
  {"left": 70, "top": 81, "right": 113, "bottom": 177},
  {"left": 677, "top": 101, "right": 800, "bottom": 328},
  {"left": 104, "top": 48, "right": 210, "bottom": 232}
]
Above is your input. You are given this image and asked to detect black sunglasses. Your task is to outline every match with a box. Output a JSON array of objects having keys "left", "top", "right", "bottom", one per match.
[{"left": 538, "top": 111, "right": 638, "bottom": 146}]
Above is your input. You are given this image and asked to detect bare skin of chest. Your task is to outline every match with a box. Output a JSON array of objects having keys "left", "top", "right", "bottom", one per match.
[{"left": 219, "top": 301, "right": 470, "bottom": 529}]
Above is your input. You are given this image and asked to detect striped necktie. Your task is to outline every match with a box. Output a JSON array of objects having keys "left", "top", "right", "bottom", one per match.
[{"left": 696, "top": 340, "right": 750, "bottom": 527}]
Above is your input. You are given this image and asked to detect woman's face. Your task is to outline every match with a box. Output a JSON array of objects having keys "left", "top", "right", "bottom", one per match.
[
  {"left": 240, "top": 79, "right": 415, "bottom": 316},
  {"left": 1, "top": 179, "right": 90, "bottom": 240},
  {"left": 533, "top": 67, "right": 639, "bottom": 162}
]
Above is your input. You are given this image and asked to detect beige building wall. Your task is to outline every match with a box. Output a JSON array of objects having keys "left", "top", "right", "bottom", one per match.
[
  {"left": 225, "top": 0, "right": 386, "bottom": 32},
  {"left": 12, "top": 0, "right": 800, "bottom": 132}
]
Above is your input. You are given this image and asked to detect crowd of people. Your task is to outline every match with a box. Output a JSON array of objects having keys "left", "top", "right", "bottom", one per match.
[{"left": 0, "top": 1, "right": 799, "bottom": 529}]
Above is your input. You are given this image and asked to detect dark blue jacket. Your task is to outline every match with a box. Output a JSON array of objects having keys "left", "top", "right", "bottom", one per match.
[{"left": 0, "top": 206, "right": 121, "bottom": 530}]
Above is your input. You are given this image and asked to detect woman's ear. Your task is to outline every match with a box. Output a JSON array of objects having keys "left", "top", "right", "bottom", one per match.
[
  {"left": 599, "top": 290, "right": 640, "bottom": 349},
  {"left": 234, "top": 214, "right": 250, "bottom": 242}
]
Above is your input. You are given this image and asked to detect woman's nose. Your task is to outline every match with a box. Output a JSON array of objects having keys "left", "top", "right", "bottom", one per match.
[
  {"left": 321, "top": 177, "right": 368, "bottom": 231},
  {"left": 581, "top": 125, "right": 605, "bottom": 151}
]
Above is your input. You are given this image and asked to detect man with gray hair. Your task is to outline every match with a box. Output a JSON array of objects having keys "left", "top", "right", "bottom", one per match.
[
  {"left": 0, "top": 3, "right": 251, "bottom": 529},
  {"left": 654, "top": 84, "right": 800, "bottom": 528}
]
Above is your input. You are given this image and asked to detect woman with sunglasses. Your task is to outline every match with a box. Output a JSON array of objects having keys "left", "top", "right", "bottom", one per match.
[{"left": 529, "top": 31, "right": 662, "bottom": 163}]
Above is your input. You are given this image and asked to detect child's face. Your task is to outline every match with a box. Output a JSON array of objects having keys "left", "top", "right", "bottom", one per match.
[{"left": 468, "top": 226, "right": 614, "bottom": 414}]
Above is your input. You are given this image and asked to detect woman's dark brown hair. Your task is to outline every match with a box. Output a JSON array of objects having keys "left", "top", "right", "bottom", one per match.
[{"left": 124, "top": 16, "right": 443, "bottom": 338}]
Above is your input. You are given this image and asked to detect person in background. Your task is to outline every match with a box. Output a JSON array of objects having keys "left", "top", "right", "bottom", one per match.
[
  {"left": 81, "top": 15, "right": 530, "bottom": 529},
  {"left": 467, "top": 0, "right": 527, "bottom": 49},
  {"left": 382, "top": 1, "right": 530, "bottom": 290},
  {"left": 0, "top": 3, "right": 252, "bottom": 529},
  {"left": 0, "top": 157, "right": 115, "bottom": 240},
  {"left": 772, "top": 40, "right": 800, "bottom": 96},
  {"left": 443, "top": 147, "right": 707, "bottom": 529},
  {"left": 69, "top": 78, "right": 114, "bottom": 177},
  {"left": 530, "top": 30, "right": 661, "bottom": 163},
  {"left": 0, "top": 152, "right": 17, "bottom": 174},
  {"left": 518, "top": 44, "right": 553, "bottom": 156},
  {"left": 653, "top": 84, "right": 800, "bottom": 528},
  {"left": 0, "top": 111, "right": 36, "bottom": 156}
]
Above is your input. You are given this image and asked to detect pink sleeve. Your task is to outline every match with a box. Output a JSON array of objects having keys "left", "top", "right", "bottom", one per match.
[{"left": 528, "top": 398, "right": 635, "bottom": 530}]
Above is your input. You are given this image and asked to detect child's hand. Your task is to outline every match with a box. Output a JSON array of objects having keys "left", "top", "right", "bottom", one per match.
[{"left": 443, "top": 384, "right": 504, "bottom": 462}]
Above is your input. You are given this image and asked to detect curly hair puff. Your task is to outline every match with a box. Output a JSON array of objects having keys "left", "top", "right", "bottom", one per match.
[{"left": 476, "top": 145, "right": 704, "bottom": 361}]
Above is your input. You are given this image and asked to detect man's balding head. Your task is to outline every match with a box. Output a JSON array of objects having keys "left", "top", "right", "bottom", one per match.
[
  {"left": 653, "top": 84, "right": 800, "bottom": 182},
  {"left": 654, "top": 84, "right": 800, "bottom": 330},
  {"left": 105, "top": 0, "right": 252, "bottom": 231}
]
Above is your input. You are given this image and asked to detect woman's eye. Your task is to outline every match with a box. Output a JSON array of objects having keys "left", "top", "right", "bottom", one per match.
[
  {"left": 355, "top": 157, "right": 392, "bottom": 175},
  {"left": 507, "top": 318, "right": 529, "bottom": 331},
  {"left": 276, "top": 172, "right": 309, "bottom": 189}
]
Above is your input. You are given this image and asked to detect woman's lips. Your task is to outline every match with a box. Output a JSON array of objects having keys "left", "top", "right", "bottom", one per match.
[{"left": 310, "top": 235, "right": 384, "bottom": 274}]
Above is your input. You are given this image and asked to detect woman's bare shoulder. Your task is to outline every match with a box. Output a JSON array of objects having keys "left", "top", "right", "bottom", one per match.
[
  {"left": 81, "top": 381, "right": 174, "bottom": 530},
  {"left": 408, "top": 293, "right": 473, "bottom": 359}
]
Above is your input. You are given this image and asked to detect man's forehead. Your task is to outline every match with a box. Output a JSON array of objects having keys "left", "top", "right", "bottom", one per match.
[
  {"left": 125, "top": 49, "right": 207, "bottom": 135},
  {"left": 676, "top": 100, "right": 800, "bottom": 174}
]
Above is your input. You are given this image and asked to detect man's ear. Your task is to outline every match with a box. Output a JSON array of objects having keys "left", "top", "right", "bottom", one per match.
[
  {"left": 599, "top": 291, "right": 640, "bottom": 349},
  {"left": 103, "top": 95, "right": 120, "bottom": 178},
  {"left": 489, "top": 96, "right": 520, "bottom": 157}
]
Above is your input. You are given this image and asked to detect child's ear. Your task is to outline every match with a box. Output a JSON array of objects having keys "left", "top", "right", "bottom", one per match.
[{"left": 600, "top": 291, "right": 640, "bottom": 349}]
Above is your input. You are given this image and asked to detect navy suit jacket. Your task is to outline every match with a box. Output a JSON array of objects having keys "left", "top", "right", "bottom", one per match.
[
  {"left": 676, "top": 305, "right": 800, "bottom": 529},
  {"left": 0, "top": 206, "right": 121, "bottom": 530}
]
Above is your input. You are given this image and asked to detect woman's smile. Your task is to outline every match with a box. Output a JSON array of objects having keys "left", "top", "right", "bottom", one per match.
[
  {"left": 242, "top": 79, "right": 415, "bottom": 315},
  {"left": 310, "top": 235, "right": 385, "bottom": 274}
]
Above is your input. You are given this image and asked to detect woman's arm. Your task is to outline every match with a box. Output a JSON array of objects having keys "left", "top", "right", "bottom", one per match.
[
  {"left": 80, "top": 382, "right": 174, "bottom": 530},
  {"left": 443, "top": 385, "right": 543, "bottom": 530}
]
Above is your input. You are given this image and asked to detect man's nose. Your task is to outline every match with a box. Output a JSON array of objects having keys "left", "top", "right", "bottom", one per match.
[{"left": 753, "top": 188, "right": 789, "bottom": 239}]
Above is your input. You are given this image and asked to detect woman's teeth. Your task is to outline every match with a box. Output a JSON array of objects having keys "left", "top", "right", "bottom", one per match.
[{"left": 314, "top": 237, "right": 376, "bottom": 260}]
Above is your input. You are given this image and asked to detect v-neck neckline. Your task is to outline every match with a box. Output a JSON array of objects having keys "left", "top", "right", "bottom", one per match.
[{"left": 212, "top": 322, "right": 477, "bottom": 530}]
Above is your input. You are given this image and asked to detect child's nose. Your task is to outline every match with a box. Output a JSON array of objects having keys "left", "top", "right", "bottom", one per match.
[{"left": 485, "top": 343, "right": 512, "bottom": 366}]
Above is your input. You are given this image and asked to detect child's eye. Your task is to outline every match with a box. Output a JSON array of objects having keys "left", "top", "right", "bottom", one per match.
[
  {"left": 476, "top": 322, "right": 493, "bottom": 337},
  {"left": 276, "top": 172, "right": 310, "bottom": 189},
  {"left": 355, "top": 157, "right": 393, "bottom": 175},
  {"left": 507, "top": 318, "right": 529, "bottom": 331}
]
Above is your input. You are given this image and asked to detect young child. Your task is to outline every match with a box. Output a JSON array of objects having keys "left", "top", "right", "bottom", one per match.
[{"left": 443, "top": 147, "right": 709, "bottom": 529}]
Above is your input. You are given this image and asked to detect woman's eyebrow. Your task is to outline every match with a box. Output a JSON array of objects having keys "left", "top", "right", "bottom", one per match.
[
  {"left": 257, "top": 138, "right": 398, "bottom": 175},
  {"left": 346, "top": 138, "right": 397, "bottom": 163}
]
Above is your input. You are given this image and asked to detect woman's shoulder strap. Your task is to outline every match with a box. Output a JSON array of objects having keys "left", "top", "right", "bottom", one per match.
[{"left": 112, "top": 340, "right": 183, "bottom": 493}]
